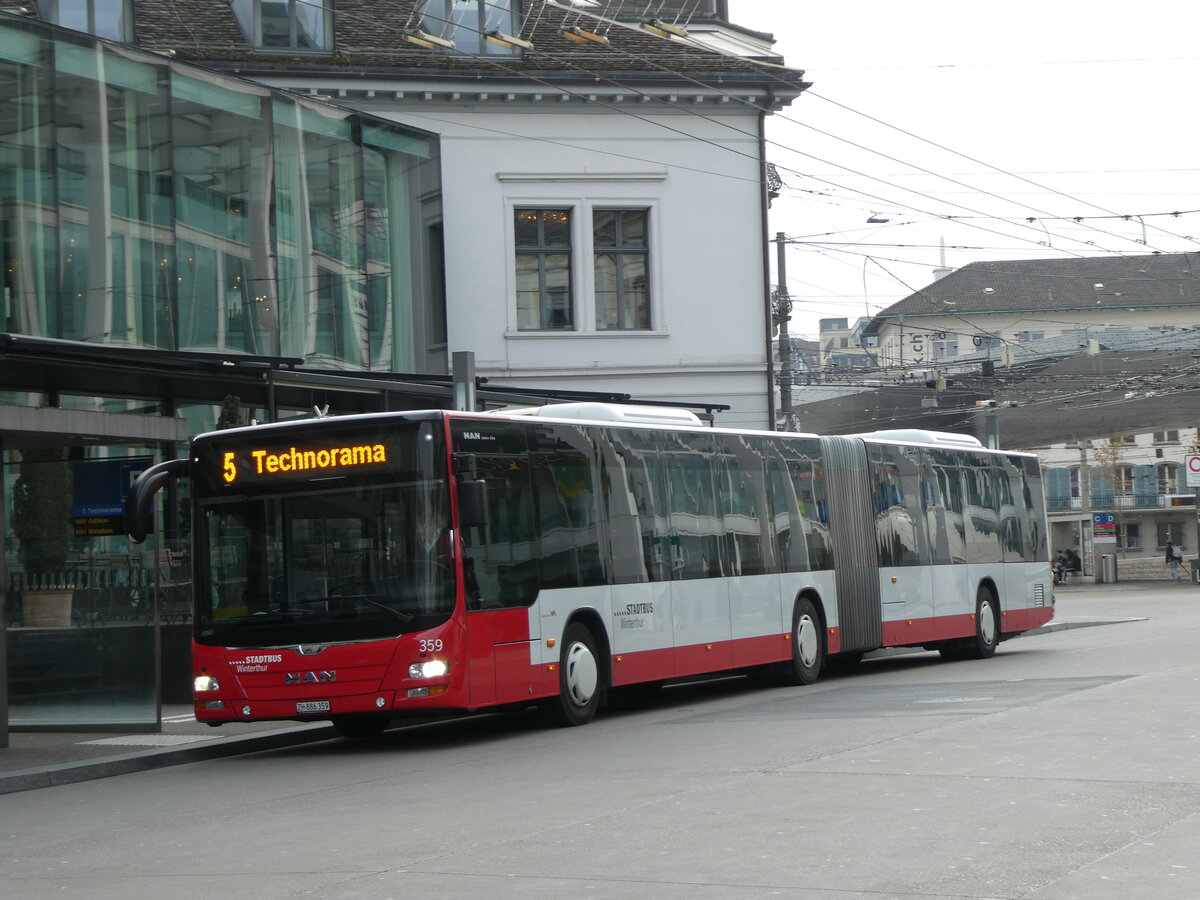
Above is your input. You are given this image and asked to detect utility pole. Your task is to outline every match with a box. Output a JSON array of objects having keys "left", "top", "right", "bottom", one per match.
[
  {"left": 773, "top": 231, "right": 794, "bottom": 430},
  {"left": 1079, "top": 441, "right": 1092, "bottom": 576}
]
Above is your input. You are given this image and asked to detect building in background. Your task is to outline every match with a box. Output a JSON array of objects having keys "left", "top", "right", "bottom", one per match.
[
  {"left": 1040, "top": 429, "right": 1199, "bottom": 579},
  {"left": 862, "top": 252, "right": 1200, "bottom": 373},
  {"left": 818, "top": 317, "right": 878, "bottom": 375}
]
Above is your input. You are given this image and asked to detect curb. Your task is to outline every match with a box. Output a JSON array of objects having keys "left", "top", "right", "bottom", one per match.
[
  {"left": 0, "top": 722, "right": 338, "bottom": 796},
  {"left": 1026, "top": 616, "right": 1147, "bottom": 634}
]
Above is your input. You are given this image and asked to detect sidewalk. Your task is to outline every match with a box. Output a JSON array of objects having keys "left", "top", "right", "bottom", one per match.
[
  {"left": 0, "top": 708, "right": 338, "bottom": 795},
  {"left": 0, "top": 581, "right": 1183, "bottom": 796}
]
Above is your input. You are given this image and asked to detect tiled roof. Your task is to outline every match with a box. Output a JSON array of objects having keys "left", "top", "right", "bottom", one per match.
[
  {"left": 873, "top": 252, "right": 1200, "bottom": 324},
  {"left": 119, "top": 0, "right": 805, "bottom": 87}
]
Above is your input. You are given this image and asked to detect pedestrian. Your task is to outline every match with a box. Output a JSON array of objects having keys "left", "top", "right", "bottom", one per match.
[
  {"left": 1165, "top": 539, "right": 1184, "bottom": 583},
  {"left": 1053, "top": 549, "right": 1068, "bottom": 586}
]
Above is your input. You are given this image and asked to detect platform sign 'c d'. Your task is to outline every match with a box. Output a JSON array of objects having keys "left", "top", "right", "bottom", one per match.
[{"left": 1092, "top": 512, "right": 1117, "bottom": 540}]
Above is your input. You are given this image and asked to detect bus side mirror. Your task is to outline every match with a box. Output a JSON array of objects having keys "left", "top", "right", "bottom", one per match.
[
  {"left": 124, "top": 458, "right": 190, "bottom": 543},
  {"left": 457, "top": 479, "right": 488, "bottom": 529}
]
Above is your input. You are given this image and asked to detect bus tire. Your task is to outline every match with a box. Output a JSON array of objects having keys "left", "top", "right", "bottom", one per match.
[
  {"left": 543, "top": 622, "right": 602, "bottom": 727},
  {"left": 331, "top": 715, "right": 390, "bottom": 739},
  {"left": 964, "top": 588, "right": 1000, "bottom": 659},
  {"left": 784, "top": 597, "right": 824, "bottom": 685}
]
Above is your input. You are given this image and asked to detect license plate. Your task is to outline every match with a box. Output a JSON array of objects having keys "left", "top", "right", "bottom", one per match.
[{"left": 296, "top": 701, "right": 330, "bottom": 713}]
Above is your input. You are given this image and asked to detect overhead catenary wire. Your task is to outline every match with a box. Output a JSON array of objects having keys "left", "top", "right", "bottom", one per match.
[
  {"left": 284, "top": 0, "right": 1182, "bottom": 264},
  {"left": 153, "top": 0, "right": 1200, "bottom": 272}
]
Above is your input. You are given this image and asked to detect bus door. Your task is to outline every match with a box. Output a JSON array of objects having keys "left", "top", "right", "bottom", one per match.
[
  {"left": 926, "top": 450, "right": 972, "bottom": 639},
  {"left": 599, "top": 427, "right": 675, "bottom": 686},
  {"left": 867, "top": 442, "right": 935, "bottom": 645},
  {"left": 456, "top": 423, "right": 544, "bottom": 708}
]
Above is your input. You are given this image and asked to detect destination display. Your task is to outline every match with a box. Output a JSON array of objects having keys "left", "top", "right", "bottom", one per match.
[{"left": 206, "top": 438, "right": 392, "bottom": 487}]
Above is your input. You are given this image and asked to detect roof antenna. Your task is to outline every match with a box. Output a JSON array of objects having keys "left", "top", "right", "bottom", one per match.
[{"left": 313, "top": 404, "right": 330, "bottom": 418}]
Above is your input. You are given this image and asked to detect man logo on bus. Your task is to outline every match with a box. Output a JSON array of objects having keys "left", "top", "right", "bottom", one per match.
[{"left": 284, "top": 671, "right": 336, "bottom": 685}]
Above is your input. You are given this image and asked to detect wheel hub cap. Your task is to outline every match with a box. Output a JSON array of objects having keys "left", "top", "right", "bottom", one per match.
[
  {"left": 796, "top": 615, "right": 818, "bottom": 668},
  {"left": 564, "top": 642, "right": 598, "bottom": 706}
]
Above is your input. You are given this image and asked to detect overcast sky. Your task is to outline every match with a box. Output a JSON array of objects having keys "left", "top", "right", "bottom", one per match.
[{"left": 724, "top": 1, "right": 1200, "bottom": 340}]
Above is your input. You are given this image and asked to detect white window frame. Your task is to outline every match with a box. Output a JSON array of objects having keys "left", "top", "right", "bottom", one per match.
[
  {"left": 592, "top": 208, "right": 651, "bottom": 331},
  {"left": 1115, "top": 464, "right": 1135, "bottom": 496},
  {"left": 1158, "top": 463, "right": 1180, "bottom": 495},
  {"left": 503, "top": 191, "right": 665, "bottom": 339}
]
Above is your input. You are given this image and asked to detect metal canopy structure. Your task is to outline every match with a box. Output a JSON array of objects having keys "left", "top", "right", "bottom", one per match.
[{"left": 0, "top": 334, "right": 730, "bottom": 439}]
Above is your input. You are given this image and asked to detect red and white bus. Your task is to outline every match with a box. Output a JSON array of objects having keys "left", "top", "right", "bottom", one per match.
[{"left": 125, "top": 402, "right": 1054, "bottom": 734}]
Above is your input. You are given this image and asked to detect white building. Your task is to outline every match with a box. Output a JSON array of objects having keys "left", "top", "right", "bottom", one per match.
[
  {"left": 123, "top": 0, "right": 808, "bottom": 427},
  {"left": 862, "top": 252, "right": 1200, "bottom": 374},
  {"left": 1039, "top": 429, "right": 1198, "bottom": 578}
]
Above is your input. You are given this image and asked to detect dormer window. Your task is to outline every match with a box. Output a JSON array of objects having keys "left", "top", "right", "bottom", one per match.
[
  {"left": 418, "top": 0, "right": 519, "bottom": 56},
  {"left": 43, "top": 0, "right": 133, "bottom": 42},
  {"left": 232, "top": 0, "right": 334, "bottom": 51}
]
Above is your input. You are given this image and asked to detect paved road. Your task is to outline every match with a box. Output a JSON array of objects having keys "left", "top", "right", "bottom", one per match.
[{"left": 3, "top": 585, "right": 1200, "bottom": 899}]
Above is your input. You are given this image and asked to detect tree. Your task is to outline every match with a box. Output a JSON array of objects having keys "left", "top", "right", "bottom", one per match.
[
  {"left": 11, "top": 447, "right": 74, "bottom": 585},
  {"left": 217, "top": 395, "right": 244, "bottom": 430}
]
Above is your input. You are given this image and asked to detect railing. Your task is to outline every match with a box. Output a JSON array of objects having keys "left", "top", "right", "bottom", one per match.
[
  {"left": 1047, "top": 493, "right": 1186, "bottom": 512},
  {"left": 7, "top": 550, "right": 191, "bottom": 627}
]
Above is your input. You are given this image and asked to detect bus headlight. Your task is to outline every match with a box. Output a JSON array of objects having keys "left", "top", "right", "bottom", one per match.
[
  {"left": 409, "top": 660, "right": 448, "bottom": 679},
  {"left": 194, "top": 675, "right": 220, "bottom": 692}
]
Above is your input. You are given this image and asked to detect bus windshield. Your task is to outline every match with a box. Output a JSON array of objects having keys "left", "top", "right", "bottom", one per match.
[{"left": 192, "top": 419, "right": 454, "bottom": 648}]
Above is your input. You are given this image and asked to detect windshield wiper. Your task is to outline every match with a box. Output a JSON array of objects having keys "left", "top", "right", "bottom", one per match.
[{"left": 327, "top": 594, "right": 415, "bottom": 623}]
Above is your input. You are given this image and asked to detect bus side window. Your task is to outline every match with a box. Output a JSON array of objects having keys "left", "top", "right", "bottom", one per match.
[
  {"left": 768, "top": 437, "right": 830, "bottom": 572},
  {"left": 926, "top": 449, "right": 966, "bottom": 565},
  {"left": 529, "top": 423, "right": 605, "bottom": 589},
  {"left": 869, "top": 444, "right": 930, "bottom": 567},
  {"left": 660, "top": 430, "right": 721, "bottom": 580},
  {"left": 599, "top": 428, "right": 669, "bottom": 584},
  {"left": 719, "top": 434, "right": 774, "bottom": 576}
]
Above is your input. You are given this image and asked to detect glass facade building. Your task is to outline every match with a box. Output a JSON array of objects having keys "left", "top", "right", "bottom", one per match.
[{"left": 0, "top": 14, "right": 441, "bottom": 729}]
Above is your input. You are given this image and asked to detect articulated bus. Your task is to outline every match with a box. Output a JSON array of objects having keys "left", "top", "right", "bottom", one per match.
[{"left": 125, "top": 403, "right": 1054, "bottom": 735}]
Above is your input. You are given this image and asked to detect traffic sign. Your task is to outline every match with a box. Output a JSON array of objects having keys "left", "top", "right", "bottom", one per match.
[{"left": 1187, "top": 455, "right": 1200, "bottom": 488}]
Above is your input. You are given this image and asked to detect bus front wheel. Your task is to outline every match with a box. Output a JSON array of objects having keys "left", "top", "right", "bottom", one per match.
[
  {"left": 784, "top": 598, "right": 824, "bottom": 685},
  {"left": 543, "top": 622, "right": 602, "bottom": 727}
]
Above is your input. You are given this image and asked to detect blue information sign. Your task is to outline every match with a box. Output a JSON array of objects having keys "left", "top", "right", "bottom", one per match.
[{"left": 72, "top": 457, "right": 153, "bottom": 517}]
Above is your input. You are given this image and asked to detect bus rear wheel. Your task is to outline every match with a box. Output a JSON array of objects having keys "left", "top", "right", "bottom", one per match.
[
  {"left": 783, "top": 598, "right": 824, "bottom": 685},
  {"left": 940, "top": 588, "right": 999, "bottom": 661},
  {"left": 964, "top": 588, "right": 999, "bottom": 659},
  {"left": 543, "top": 622, "right": 602, "bottom": 727}
]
